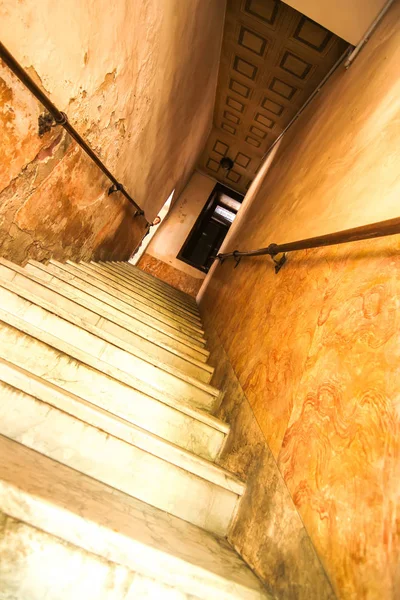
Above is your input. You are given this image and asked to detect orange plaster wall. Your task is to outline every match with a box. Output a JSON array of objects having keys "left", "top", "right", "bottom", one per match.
[
  {"left": 199, "top": 6, "right": 400, "bottom": 600},
  {"left": 0, "top": 0, "right": 225, "bottom": 263}
]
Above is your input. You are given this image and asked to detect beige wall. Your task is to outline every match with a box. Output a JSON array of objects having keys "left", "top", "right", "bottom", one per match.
[
  {"left": 145, "top": 171, "right": 216, "bottom": 281},
  {"left": 283, "top": 0, "right": 387, "bottom": 44},
  {"left": 0, "top": 0, "right": 225, "bottom": 263},
  {"left": 200, "top": 5, "right": 400, "bottom": 599}
]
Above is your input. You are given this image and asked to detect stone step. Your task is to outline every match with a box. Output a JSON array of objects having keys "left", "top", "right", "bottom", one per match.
[
  {"left": 114, "top": 260, "right": 199, "bottom": 306},
  {"left": 0, "top": 358, "right": 227, "bottom": 461},
  {"left": 27, "top": 260, "right": 208, "bottom": 353},
  {"left": 0, "top": 291, "right": 222, "bottom": 413},
  {"left": 52, "top": 260, "right": 206, "bottom": 345},
  {"left": 65, "top": 261, "right": 205, "bottom": 339},
  {"left": 96, "top": 261, "right": 200, "bottom": 317},
  {"left": 89, "top": 261, "right": 201, "bottom": 320},
  {"left": 0, "top": 437, "right": 271, "bottom": 599},
  {"left": 0, "top": 313, "right": 220, "bottom": 422},
  {"left": 104, "top": 261, "right": 199, "bottom": 313},
  {"left": 82, "top": 260, "right": 202, "bottom": 327},
  {"left": 0, "top": 381, "right": 241, "bottom": 534},
  {"left": 0, "top": 259, "right": 214, "bottom": 384},
  {"left": 0, "top": 308, "right": 226, "bottom": 455}
]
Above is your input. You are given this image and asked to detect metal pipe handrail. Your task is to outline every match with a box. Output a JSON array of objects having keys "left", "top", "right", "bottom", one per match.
[
  {"left": 0, "top": 41, "right": 147, "bottom": 220},
  {"left": 216, "top": 216, "right": 400, "bottom": 271}
]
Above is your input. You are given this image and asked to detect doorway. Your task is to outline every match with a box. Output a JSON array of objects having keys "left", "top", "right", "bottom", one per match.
[{"left": 177, "top": 183, "right": 243, "bottom": 273}]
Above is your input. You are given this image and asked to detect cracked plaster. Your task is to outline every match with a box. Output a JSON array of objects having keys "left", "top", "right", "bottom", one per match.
[{"left": 0, "top": 0, "right": 225, "bottom": 263}]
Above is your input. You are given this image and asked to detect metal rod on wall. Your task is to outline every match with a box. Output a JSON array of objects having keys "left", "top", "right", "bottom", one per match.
[
  {"left": 0, "top": 41, "right": 147, "bottom": 221},
  {"left": 216, "top": 216, "right": 400, "bottom": 272}
]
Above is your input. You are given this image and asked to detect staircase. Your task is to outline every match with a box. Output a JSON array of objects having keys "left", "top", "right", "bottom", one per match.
[{"left": 0, "top": 258, "right": 271, "bottom": 599}]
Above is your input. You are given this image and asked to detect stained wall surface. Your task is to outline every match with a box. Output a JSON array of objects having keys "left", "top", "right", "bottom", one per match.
[
  {"left": 199, "top": 5, "right": 400, "bottom": 600},
  {"left": 0, "top": 0, "right": 225, "bottom": 263},
  {"left": 139, "top": 171, "right": 216, "bottom": 295},
  {"left": 203, "top": 311, "right": 335, "bottom": 600}
]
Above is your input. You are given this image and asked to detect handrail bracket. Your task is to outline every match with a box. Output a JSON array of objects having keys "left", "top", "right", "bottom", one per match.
[{"left": 271, "top": 252, "right": 287, "bottom": 274}]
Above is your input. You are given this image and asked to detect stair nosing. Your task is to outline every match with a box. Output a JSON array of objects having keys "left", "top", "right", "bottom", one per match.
[
  {"left": 94, "top": 262, "right": 201, "bottom": 317},
  {"left": 0, "top": 439, "right": 269, "bottom": 600},
  {"left": 0, "top": 363, "right": 240, "bottom": 494},
  {"left": 65, "top": 260, "right": 205, "bottom": 337},
  {"left": 0, "top": 307, "right": 225, "bottom": 424},
  {"left": 28, "top": 260, "right": 209, "bottom": 355},
  {"left": 103, "top": 261, "right": 200, "bottom": 314},
  {"left": 0, "top": 272, "right": 215, "bottom": 394},
  {"left": 21, "top": 259, "right": 211, "bottom": 363},
  {"left": 53, "top": 260, "right": 207, "bottom": 344},
  {"left": 87, "top": 261, "right": 202, "bottom": 320},
  {"left": 115, "top": 261, "right": 198, "bottom": 304}
]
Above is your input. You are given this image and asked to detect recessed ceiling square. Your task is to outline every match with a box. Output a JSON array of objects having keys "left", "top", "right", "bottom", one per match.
[
  {"left": 293, "top": 16, "right": 332, "bottom": 52},
  {"left": 250, "top": 125, "right": 267, "bottom": 139},
  {"left": 227, "top": 170, "right": 241, "bottom": 183},
  {"left": 235, "top": 152, "right": 251, "bottom": 168},
  {"left": 221, "top": 123, "right": 237, "bottom": 135},
  {"left": 255, "top": 112, "right": 275, "bottom": 129},
  {"left": 269, "top": 77, "right": 297, "bottom": 100},
  {"left": 226, "top": 96, "right": 245, "bottom": 113},
  {"left": 238, "top": 25, "right": 267, "bottom": 57},
  {"left": 280, "top": 51, "right": 312, "bottom": 79},
  {"left": 229, "top": 78, "right": 251, "bottom": 99},
  {"left": 224, "top": 110, "right": 241, "bottom": 125},
  {"left": 233, "top": 56, "right": 258, "bottom": 81},
  {"left": 245, "top": 135, "right": 261, "bottom": 148},
  {"left": 243, "top": 0, "right": 279, "bottom": 25},
  {"left": 207, "top": 158, "right": 220, "bottom": 173},
  {"left": 261, "top": 96, "right": 284, "bottom": 116},
  {"left": 213, "top": 140, "right": 229, "bottom": 156}
]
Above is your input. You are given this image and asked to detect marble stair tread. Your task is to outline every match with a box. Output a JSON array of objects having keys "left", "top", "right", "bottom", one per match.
[
  {"left": 107, "top": 260, "right": 200, "bottom": 314},
  {"left": 49, "top": 260, "right": 207, "bottom": 347},
  {"left": 0, "top": 382, "right": 242, "bottom": 534},
  {"left": 0, "top": 437, "right": 271, "bottom": 599},
  {"left": 84, "top": 260, "right": 202, "bottom": 322},
  {"left": 0, "top": 260, "right": 214, "bottom": 385},
  {"left": 100, "top": 261, "right": 200, "bottom": 315},
  {"left": 71, "top": 260, "right": 203, "bottom": 334},
  {"left": 113, "top": 261, "right": 198, "bottom": 306},
  {"left": 88, "top": 261, "right": 201, "bottom": 321},
  {"left": 121, "top": 262, "right": 199, "bottom": 305},
  {"left": 0, "top": 357, "right": 227, "bottom": 461},
  {"left": 0, "top": 358, "right": 228, "bottom": 464},
  {"left": 0, "top": 369, "right": 238, "bottom": 495},
  {"left": 93, "top": 261, "right": 200, "bottom": 317},
  {"left": 26, "top": 260, "right": 209, "bottom": 356},
  {"left": 0, "top": 302, "right": 222, "bottom": 414},
  {"left": 0, "top": 321, "right": 228, "bottom": 454},
  {"left": 64, "top": 260, "right": 205, "bottom": 338},
  {"left": 0, "top": 522, "right": 202, "bottom": 600}
]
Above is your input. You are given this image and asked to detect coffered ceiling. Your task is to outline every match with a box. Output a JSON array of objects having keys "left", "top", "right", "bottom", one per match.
[{"left": 197, "top": 0, "right": 349, "bottom": 195}]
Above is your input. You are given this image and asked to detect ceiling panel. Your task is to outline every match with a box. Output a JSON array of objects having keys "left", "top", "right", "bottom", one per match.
[{"left": 198, "top": 0, "right": 348, "bottom": 195}]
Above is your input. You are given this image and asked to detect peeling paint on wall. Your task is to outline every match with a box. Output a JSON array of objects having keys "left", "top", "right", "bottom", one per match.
[{"left": 0, "top": 0, "right": 225, "bottom": 263}]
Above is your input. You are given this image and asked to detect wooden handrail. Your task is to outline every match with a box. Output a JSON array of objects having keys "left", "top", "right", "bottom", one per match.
[{"left": 216, "top": 216, "right": 400, "bottom": 272}]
